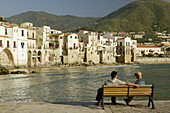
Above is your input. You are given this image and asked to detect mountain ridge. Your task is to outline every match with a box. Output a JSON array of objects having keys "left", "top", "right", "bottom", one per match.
[
  {"left": 6, "top": 11, "right": 100, "bottom": 32},
  {"left": 81, "top": 0, "right": 170, "bottom": 33},
  {"left": 6, "top": 0, "right": 170, "bottom": 33}
]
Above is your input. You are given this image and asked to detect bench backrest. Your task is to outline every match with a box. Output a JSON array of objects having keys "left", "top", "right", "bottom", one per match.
[{"left": 103, "top": 85, "right": 154, "bottom": 97}]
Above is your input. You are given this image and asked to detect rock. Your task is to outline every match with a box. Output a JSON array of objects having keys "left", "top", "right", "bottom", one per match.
[
  {"left": 10, "top": 71, "right": 27, "bottom": 74},
  {"left": 31, "top": 71, "right": 36, "bottom": 73},
  {"left": 0, "top": 66, "right": 9, "bottom": 74}
]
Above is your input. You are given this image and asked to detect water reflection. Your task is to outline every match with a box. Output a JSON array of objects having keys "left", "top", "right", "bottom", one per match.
[{"left": 0, "top": 64, "right": 169, "bottom": 103}]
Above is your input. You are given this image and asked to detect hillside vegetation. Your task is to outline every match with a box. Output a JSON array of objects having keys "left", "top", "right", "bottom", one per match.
[
  {"left": 6, "top": 11, "right": 100, "bottom": 32},
  {"left": 0, "top": 16, "right": 6, "bottom": 22},
  {"left": 81, "top": 0, "right": 170, "bottom": 33},
  {"left": 5, "top": 0, "right": 170, "bottom": 34}
]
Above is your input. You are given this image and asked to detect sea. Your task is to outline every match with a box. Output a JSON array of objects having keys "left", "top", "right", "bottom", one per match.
[{"left": 0, "top": 64, "right": 169, "bottom": 103}]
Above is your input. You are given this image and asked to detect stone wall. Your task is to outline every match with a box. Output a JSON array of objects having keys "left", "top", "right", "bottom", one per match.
[{"left": 135, "top": 57, "right": 170, "bottom": 64}]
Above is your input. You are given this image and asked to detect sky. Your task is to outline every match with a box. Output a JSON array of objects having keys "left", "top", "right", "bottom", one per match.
[{"left": 0, "top": 0, "right": 170, "bottom": 17}]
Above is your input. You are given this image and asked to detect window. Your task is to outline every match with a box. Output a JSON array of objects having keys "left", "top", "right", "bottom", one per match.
[
  {"left": 5, "top": 29, "right": 7, "bottom": 35},
  {"left": 27, "top": 32, "right": 29, "bottom": 36},
  {"left": 120, "top": 42, "right": 122, "bottom": 46},
  {"left": 92, "top": 37, "right": 94, "bottom": 41},
  {"left": 70, "top": 36, "right": 72, "bottom": 38},
  {"left": 13, "top": 41, "right": 16, "bottom": 48},
  {"left": 128, "top": 42, "right": 130, "bottom": 46},
  {"left": 0, "top": 40, "right": 2, "bottom": 47},
  {"left": 75, "top": 36, "right": 77, "bottom": 39},
  {"left": 32, "top": 33, "right": 34, "bottom": 38},
  {"left": 7, "top": 41, "right": 9, "bottom": 47},
  {"left": 21, "top": 42, "right": 25, "bottom": 48},
  {"left": 74, "top": 43, "right": 76, "bottom": 49},
  {"left": 120, "top": 48, "right": 122, "bottom": 54},
  {"left": 21, "top": 30, "right": 24, "bottom": 36}
]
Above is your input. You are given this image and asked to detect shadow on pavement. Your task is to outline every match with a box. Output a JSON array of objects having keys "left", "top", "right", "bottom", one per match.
[{"left": 43, "top": 100, "right": 103, "bottom": 110}]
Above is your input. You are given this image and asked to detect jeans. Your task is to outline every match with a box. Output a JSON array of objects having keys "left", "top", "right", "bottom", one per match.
[{"left": 96, "top": 88, "right": 116, "bottom": 104}]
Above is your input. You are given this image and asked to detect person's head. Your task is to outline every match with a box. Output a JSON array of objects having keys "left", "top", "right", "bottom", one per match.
[
  {"left": 111, "top": 71, "right": 118, "bottom": 79},
  {"left": 135, "top": 72, "right": 143, "bottom": 79}
]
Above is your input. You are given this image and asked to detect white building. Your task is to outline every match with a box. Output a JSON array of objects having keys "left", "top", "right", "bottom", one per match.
[
  {"left": 0, "top": 22, "right": 27, "bottom": 67},
  {"left": 136, "top": 45, "right": 164, "bottom": 57},
  {"left": 116, "top": 36, "right": 136, "bottom": 63},
  {"left": 78, "top": 30, "right": 99, "bottom": 64},
  {"left": 62, "top": 33, "right": 79, "bottom": 64},
  {"left": 97, "top": 34, "right": 116, "bottom": 64}
]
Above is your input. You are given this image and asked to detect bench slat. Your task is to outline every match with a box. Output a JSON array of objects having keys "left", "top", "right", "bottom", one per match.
[
  {"left": 103, "top": 85, "right": 152, "bottom": 88},
  {"left": 104, "top": 88, "right": 127, "bottom": 91}
]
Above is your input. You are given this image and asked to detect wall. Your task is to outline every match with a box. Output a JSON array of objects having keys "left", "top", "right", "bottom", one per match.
[{"left": 135, "top": 57, "right": 170, "bottom": 64}]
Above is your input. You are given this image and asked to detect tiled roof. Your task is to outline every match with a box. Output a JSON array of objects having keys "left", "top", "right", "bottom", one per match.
[
  {"left": 118, "top": 36, "right": 126, "bottom": 40},
  {"left": 0, "top": 35, "right": 11, "bottom": 38},
  {"left": 103, "top": 37, "right": 112, "bottom": 39},
  {"left": 137, "top": 45, "right": 160, "bottom": 48},
  {"left": 49, "top": 33, "right": 63, "bottom": 37},
  {"left": 64, "top": 34, "right": 72, "bottom": 37},
  {"left": 2, "top": 22, "right": 27, "bottom": 29}
]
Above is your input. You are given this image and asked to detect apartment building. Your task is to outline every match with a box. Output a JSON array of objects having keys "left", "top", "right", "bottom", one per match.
[{"left": 0, "top": 22, "right": 27, "bottom": 67}]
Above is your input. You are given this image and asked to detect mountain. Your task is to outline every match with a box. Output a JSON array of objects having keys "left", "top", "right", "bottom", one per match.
[
  {"left": 6, "top": 11, "right": 100, "bottom": 32},
  {"left": 81, "top": 0, "right": 170, "bottom": 33}
]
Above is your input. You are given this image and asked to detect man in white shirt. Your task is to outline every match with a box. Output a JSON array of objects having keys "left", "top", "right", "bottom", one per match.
[{"left": 96, "top": 71, "right": 139, "bottom": 105}]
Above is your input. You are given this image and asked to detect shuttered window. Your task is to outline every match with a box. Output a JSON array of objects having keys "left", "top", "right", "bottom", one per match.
[
  {"left": 7, "top": 41, "right": 9, "bottom": 47},
  {"left": 14, "top": 41, "right": 16, "bottom": 48},
  {"left": 0, "top": 40, "right": 2, "bottom": 47}
]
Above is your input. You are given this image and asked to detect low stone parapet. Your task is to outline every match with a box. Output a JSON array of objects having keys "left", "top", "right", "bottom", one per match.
[{"left": 135, "top": 57, "right": 170, "bottom": 64}]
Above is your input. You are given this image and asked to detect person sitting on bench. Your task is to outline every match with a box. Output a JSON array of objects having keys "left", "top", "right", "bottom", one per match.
[
  {"left": 124, "top": 72, "right": 145, "bottom": 105},
  {"left": 96, "top": 71, "right": 139, "bottom": 105}
]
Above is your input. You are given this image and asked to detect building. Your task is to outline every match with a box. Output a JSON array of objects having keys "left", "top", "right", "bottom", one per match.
[
  {"left": 97, "top": 33, "right": 116, "bottom": 64},
  {"left": 62, "top": 33, "right": 79, "bottom": 64},
  {"left": 136, "top": 45, "right": 164, "bottom": 57},
  {"left": 116, "top": 36, "right": 135, "bottom": 63},
  {"left": 0, "top": 22, "right": 28, "bottom": 67},
  {"left": 78, "top": 30, "right": 99, "bottom": 64},
  {"left": 49, "top": 33, "right": 64, "bottom": 64}
]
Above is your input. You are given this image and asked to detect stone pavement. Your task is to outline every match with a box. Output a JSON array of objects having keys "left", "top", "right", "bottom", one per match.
[{"left": 0, "top": 100, "right": 169, "bottom": 113}]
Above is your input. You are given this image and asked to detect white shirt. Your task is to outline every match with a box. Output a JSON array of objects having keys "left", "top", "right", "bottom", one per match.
[{"left": 104, "top": 78, "right": 126, "bottom": 86}]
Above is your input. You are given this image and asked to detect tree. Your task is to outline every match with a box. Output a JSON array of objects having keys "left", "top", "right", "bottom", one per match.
[{"left": 141, "top": 51, "right": 145, "bottom": 57}]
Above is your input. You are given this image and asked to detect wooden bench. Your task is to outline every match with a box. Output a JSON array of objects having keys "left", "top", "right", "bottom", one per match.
[{"left": 102, "top": 85, "right": 154, "bottom": 109}]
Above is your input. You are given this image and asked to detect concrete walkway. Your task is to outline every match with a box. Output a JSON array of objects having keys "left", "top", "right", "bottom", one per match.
[{"left": 0, "top": 100, "right": 169, "bottom": 113}]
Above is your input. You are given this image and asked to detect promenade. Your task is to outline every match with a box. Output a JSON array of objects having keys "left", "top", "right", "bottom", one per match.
[{"left": 0, "top": 100, "right": 169, "bottom": 113}]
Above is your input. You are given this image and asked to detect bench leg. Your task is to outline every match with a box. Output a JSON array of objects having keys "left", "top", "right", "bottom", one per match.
[
  {"left": 148, "top": 96, "right": 151, "bottom": 107},
  {"left": 151, "top": 98, "right": 155, "bottom": 109},
  {"left": 148, "top": 96, "right": 155, "bottom": 109},
  {"left": 102, "top": 96, "right": 104, "bottom": 109}
]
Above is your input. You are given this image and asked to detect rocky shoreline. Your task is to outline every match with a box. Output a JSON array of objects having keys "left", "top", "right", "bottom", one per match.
[{"left": 1, "top": 58, "right": 170, "bottom": 75}]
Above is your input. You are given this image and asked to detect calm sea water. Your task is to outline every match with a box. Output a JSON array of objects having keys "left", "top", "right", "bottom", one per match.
[{"left": 0, "top": 64, "right": 169, "bottom": 103}]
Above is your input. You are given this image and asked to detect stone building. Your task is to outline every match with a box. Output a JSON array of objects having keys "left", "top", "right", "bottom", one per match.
[
  {"left": 62, "top": 33, "right": 79, "bottom": 64},
  {"left": 116, "top": 36, "right": 135, "bottom": 63},
  {"left": 49, "top": 33, "right": 64, "bottom": 64},
  {"left": 78, "top": 30, "right": 99, "bottom": 64},
  {"left": 136, "top": 45, "right": 164, "bottom": 57},
  {"left": 97, "top": 34, "right": 116, "bottom": 64},
  {"left": 0, "top": 22, "right": 27, "bottom": 67}
]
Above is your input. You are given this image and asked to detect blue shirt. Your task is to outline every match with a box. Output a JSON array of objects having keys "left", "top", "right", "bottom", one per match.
[{"left": 135, "top": 78, "right": 145, "bottom": 85}]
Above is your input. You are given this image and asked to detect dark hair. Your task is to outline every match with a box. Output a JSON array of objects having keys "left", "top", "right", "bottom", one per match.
[{"left": 111, "top": 71, "right": 117, "bottom": 79}]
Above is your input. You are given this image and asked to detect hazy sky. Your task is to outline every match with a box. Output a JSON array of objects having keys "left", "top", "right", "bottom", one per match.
[{"left": 0, "top": 0, "right": 170, "bottom": 17}]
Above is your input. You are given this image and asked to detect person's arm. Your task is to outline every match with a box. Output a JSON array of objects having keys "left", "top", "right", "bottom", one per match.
[{"left": 125, "top": 82, "right": 139, "bottom": 87}]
